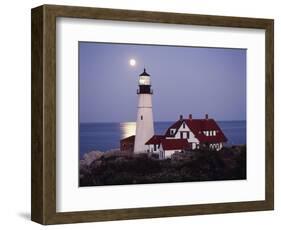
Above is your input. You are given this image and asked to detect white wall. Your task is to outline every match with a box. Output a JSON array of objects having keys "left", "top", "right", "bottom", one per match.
[
  {"left": 134, "top": 94, "right": 154, "bottom": 152},
  {"left": 174, "top": 122, "right": 199, "bottom": 143},
  {"left": 164, "top": 150, "right": 180, "bottom": 158},
  {"left": 0, "top": 0, "right": 280, "bottom": 229}
]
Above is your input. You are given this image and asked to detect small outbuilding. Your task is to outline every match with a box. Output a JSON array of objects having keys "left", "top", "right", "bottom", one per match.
[{"left": 120, "top": 135, "right": 135, "bottom": 152}]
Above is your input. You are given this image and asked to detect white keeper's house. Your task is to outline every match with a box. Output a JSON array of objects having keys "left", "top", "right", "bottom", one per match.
[{"left": 145, "top": 114, "right": 228, "bottom": 159}]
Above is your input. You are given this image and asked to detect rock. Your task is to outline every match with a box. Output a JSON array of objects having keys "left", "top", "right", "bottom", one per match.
[
  {"left": 82, "top": 150, "right": 103, "bottom": 166},
  {"left": 79, "top": 145, "right": 247, "bottom": 186}
]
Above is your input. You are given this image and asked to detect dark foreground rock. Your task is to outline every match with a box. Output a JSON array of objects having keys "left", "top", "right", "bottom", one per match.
[{"left": 79, "top": 146, "right": 246, "bottom": 186}]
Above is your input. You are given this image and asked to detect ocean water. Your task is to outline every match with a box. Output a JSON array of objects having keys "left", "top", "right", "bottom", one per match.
[{"left": 79, "top": 121, "right": 246, "bottom": 159}]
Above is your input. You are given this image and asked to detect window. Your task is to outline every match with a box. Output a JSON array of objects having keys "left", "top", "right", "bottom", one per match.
[
  {"left": 206, "top": 131, "right": 209, "bottom": 136},
  {"left": 213, "top": 130, "right": 216, "bottom": 136},
  {"left": 181, "top": 132, "right": 185, "bottom": 139},
  {"left": 170, "top": 129, "right": 174, "bottom": 135},
  {"left": 160, "top": 151, "right": 165, "bottom": 160},
  {"left": 141, "top": 115, "right": 143, "bottom": 120},
  {"left": 192, "top": 143, "right": 196, "bottom": 149},
  {"left": 154, "top": 144, "right": 157, "bottom": 151},
  {"left": 182, "top": 132, "right": 189, "bottom": 139},
  {"left": 183, "top": 122, "right": 185, "bottom": 128}
]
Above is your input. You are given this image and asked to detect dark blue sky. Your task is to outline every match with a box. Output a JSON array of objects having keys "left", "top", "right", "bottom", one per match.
[{"left": 79, "top": 42, "right": 246, "bottom": 123}]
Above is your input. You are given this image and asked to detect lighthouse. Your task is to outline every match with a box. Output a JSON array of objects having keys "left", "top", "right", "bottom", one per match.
[{"left": 134, "top": 68, "right": 155, "bottom": 153}]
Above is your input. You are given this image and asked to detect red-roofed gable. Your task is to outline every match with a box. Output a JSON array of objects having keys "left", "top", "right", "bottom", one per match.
[
  {"left": 161, "top": 139, "right": 191, "bottom": 151},
  {"left": 186, "top": 119, "right": 227, "bottom": 143},
  {"left": 145, "top": 135, "right": 165, "bottom": 145},
  {"left": 165, "top": 120, "right": 182, "bottom": 137},
  {"left": 165, "top": 117, "right": 227, "bottom": 143}
]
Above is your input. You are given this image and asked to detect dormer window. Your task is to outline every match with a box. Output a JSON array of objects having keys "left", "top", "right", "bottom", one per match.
[{"left": 170, "top": 129, "right": 175, "bottom": 135}]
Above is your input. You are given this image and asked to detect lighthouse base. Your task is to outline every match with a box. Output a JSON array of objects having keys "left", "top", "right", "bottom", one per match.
[{"left": 134, "top": 95, "right": 154, "bottom": 153}]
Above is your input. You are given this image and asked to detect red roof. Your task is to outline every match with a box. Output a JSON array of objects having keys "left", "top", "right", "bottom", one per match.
[
  {"left": 120, "top": 135, "right": 135, "bottom": 143},
  {"left": 161, "top": 139, "right": 191, "bottom": 151},
  {"left": 145, "top": 135, "right": 165, "bottom": 145},
  {"left": 165, "top": 120, "right": 182, "bottom": 137},
  {"left": 165, "top": 118, "right": 227, "bottom": 143}
]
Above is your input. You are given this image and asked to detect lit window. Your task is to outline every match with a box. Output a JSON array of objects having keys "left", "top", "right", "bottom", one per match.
[{"left": 139, "top": 76, "right": 150, "bottom": 85}]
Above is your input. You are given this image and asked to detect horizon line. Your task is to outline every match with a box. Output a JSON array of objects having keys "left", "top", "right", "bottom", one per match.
[{"left": 80, "top": 119, "right": 246, "bottom": 124}]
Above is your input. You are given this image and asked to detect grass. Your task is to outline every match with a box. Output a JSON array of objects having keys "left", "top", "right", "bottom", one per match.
[{"left": 79, "top": 145, "right": 246, "bottom": 187}]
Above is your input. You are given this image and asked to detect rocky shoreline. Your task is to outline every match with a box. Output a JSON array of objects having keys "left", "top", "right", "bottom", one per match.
[{"left": 79, "top": 145, "right": 246, "bottom": 187}]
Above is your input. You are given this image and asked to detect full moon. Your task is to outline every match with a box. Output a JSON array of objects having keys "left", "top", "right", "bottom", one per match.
[{"left": 129, "top": 59, "right": 136, "bottom": 66}]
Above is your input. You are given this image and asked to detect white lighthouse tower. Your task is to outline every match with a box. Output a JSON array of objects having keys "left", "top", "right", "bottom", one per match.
[{"left": 134, "top": 68, "right": 154, "bottom": 153}]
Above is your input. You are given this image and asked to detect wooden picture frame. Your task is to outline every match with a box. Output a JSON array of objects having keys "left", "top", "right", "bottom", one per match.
[{"left": 31, "top": 4, "right": 274, "bottom": 225}]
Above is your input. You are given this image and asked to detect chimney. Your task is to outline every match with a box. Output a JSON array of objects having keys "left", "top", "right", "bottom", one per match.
[
  {"left": 189, "top": 114, "right": 192, "bottom": 120},
  {"left": 205, "top": 114, "right": 209, "bottom": 120},
  {"left": 179, "top": 115, "right": 183, "bottom": 120}
]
